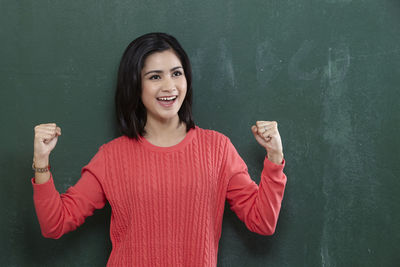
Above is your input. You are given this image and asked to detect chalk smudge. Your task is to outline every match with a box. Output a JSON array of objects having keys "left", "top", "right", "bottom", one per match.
[
  {"left": 190, "top": 47, "right": 205, "bottom": 82},
  {"left": 326, "top": 44, "right": 350, "bottom": 86},
  {"left": 288, "top": 40, "right": 319, "bottom": 81},
  {"left": 320, "top": 41, "right": 352, "bottom": 267},
  {"left": 256, "top": 39, "right": 283, "bottom": 86},
  {"left": 218, "top": 38, "right": 235, "bottom": 89}
]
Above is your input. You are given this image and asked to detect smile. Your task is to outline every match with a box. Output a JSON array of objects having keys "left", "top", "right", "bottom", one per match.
[
  {"left": 156, "top": 96, "right": 177, "bottom": 101},
  {"left": 156, "top": 95, "right": 178, "bottom": 108}
]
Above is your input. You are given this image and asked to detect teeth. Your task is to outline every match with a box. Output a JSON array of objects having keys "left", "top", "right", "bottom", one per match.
[{"left": 158, "top": 96, "right": 177, "bottom": 101}]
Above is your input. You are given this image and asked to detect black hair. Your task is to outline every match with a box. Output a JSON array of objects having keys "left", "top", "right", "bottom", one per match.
[{"left": 115, "top": 32, "right": 195, "bottom": 139}]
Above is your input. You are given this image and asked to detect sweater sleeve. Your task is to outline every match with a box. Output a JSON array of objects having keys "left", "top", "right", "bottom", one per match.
[
  {"left": 31, "top": 146, "right": 107, "bottom": 239},
  {"left": 224, "top": 138, "right": 287, "bottom": 235}
]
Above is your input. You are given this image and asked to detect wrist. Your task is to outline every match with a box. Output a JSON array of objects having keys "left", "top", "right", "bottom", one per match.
[
  {"left": 33, "top": 156, "right": 49, "bottom": 167},
  {"left": 267, "top": 151, "right": 284, "bottom": 164}
]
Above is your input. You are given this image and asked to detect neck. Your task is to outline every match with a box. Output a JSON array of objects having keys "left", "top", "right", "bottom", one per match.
[{"left": 144, "top": 115, "right": 187, "bottom": 147}]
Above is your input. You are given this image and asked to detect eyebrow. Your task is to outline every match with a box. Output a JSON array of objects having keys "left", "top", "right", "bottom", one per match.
[{"left": 143, "top": 66, "right": 183, "bottom": 76}]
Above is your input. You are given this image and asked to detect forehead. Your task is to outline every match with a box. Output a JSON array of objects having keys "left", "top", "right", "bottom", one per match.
[{"left": 142, "top": 49, "right": 182, "bottom": 70}]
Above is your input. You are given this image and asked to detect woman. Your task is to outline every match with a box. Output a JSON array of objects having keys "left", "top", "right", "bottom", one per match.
[{"left": 32, "top": 32, "right": 287, "bottom": 266}]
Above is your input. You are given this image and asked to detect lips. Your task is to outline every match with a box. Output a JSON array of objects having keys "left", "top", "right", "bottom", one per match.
[
  {"left": 156, "top": 95, "right": 178, "bottom": 107},
  {"left": 156, "top": 96, "right": 178, "bottom": 101}
]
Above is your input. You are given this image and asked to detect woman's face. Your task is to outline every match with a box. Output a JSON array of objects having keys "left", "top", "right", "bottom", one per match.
[{"left": 141, "top": 49, "right": 187, "bottom": 123}]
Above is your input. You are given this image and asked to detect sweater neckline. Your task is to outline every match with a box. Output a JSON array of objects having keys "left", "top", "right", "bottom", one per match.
[{"left": 138, "top": 126, "right": 197, "bottom": 152}]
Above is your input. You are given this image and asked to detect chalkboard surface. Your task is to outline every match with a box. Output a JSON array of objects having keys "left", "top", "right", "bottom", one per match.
[{"left": 1, "top": 1, "right": 399, "bottom": 266}]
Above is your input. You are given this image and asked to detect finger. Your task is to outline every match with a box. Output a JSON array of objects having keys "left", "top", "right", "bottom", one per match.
[
  {"left": 259, "top": 132, "right": 273, "bottom": 143},
  {"left": 43, "top": 125, "right": 57, "bottom": 131},
  {"left": 35, "top": 129, "right": 59, "bottom": 137},
  {"left": 264, "top": 128, "right": 277, "bottom": 136},
  {"left": 42, "top": 123, "right": 57, "bottom": 127},
  {"left": 36, "top": 134, "right": 57, "bottom": 142},
  {"left": 257, "top": 124, "right": 276, "bottom": 135},
  {"left": 256, "top": 121, "right": 277, "bottom": 128},
  {"left": 251, "top": 126, "right": 259, "bottom": 140},
  {"left": 43, "top": 136, "right": 58, "bottom": 144},
  {"left": 36, "top": 127, "right": 58, "bottom": 133},
  {"left": 37, "top": 123, "right": 57, "bottom": 128},
  {"left": 263, "top": 135, "right": 273, "bottom": 143},
  {"left": 260, "top": 129, "right": 276, "bottom": 140},
  {"left": 35, "top": 125, "right": 57, "bottom": 132},
  {"left": 37, "top": 133, "right": 56, "bottom": 140}
]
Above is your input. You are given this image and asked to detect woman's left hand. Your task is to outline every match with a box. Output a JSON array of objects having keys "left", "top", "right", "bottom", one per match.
[{"left": 251, "top": 121, "right": 284, "bottom": 164}]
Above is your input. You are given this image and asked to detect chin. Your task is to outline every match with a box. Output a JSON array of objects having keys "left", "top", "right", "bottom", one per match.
[{"left": 156, "top": 111, "right": 180, "bottom": 121}]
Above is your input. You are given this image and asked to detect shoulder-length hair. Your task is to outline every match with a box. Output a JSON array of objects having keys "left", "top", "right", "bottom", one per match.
[{"left": 115, "top": 32, "right": 195, "bottom": 139}]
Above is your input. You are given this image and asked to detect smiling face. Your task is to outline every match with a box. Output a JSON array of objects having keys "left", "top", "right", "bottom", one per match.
[{"left": 141, "top": 49, "right": 187, "bottom": 124}]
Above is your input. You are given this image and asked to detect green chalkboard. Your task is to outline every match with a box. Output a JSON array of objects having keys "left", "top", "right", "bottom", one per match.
[{"left": 1, "top": 0, "right": 399, "bottom": 266}]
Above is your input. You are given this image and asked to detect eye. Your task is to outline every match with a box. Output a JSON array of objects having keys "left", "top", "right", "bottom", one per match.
[
  {"left": 149, "top": 74, "right": 161, "bottom": 80},
  {"left": 172, "top": 70, "right": 183, "bottom": 77}
]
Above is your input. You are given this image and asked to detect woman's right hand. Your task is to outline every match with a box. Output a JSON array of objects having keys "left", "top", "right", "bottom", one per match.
[{"left": 34, "top": 123, "right": 61, "bottom": 160}]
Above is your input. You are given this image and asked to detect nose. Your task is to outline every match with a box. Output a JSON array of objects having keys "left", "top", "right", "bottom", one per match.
[{"left": 161, "top": 75, "right": 177, "bottom": 92}]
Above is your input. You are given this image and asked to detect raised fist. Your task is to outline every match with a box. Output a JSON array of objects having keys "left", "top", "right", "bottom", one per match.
[
  {"left": 251, "top": 121, "right": 284, "bottom": 164},
  {"left": 34, "top": 123, "right": 61, "bottom": 159}
]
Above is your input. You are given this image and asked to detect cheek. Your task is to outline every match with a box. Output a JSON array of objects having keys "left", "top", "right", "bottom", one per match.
[
  {"left": 178, "top": 78, "right": 188, "bottom": 96},
  {"left": 141, "top": 83, "right": 155, "bottom": 106}
]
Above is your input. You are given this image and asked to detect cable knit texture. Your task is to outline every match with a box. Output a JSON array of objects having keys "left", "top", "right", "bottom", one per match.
[{"left": 31, "top": 126, "right": 287, "bottom": 267}]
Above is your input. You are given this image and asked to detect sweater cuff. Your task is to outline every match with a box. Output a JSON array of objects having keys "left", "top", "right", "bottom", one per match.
[
  {"left": 262, "top": 157, "right": 286, "bottom": 182},
  {"left": 31, "top": 172, "right": 58, "bottom": 200}
]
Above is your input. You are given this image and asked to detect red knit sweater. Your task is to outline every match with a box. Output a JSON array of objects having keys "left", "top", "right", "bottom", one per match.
[{"left": 31, "top": 126, "right": 287, "bottom": 266}]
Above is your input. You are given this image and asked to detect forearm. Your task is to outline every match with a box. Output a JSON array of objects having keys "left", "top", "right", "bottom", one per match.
[
  {"left": 33, "top": 181, "right": 66, "bottom": 239},
  {"left": 253, "top": 160, "right": 287, "bottom": 234},
  {"left": 31, "top": 150, "right": 107, "bottom": 239},
  {"left": 32, "top": 172, "right": 102, "bottom": 239},
  {"left": 226, "top": 157, "right": 287, "bottom": 236}
]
